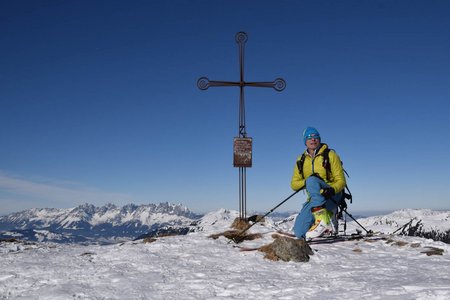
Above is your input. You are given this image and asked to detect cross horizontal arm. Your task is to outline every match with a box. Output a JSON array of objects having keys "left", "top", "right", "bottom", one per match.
[{"left": 197, "top": 77, "right": 286, "bottom": 91}]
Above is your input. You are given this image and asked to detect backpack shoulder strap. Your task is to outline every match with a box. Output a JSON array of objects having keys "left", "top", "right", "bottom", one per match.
[
  {"left": 296, "top": 153, "right": 306, "bottom": 178},
  {"left": 321, "top": 148, "right": 332, "bottom": 181}
]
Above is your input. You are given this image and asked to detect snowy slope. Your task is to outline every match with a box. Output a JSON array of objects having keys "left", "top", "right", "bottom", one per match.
[
  {"left": 1, "top": 209, "right": 450, "bottom": 299},
  {"left": 345, "top": 209, "right": 450, "bottom": 243}
]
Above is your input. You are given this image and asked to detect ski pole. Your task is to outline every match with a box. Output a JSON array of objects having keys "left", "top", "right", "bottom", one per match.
[
  {"left": 393, "top": 217, "right": 416, "bottom": 234},
  {"left": 340, "top": 207, "right": 372, "bottom": 235},
  {"left": 328, "top": 196, "right": 372, "bottom": 235},
  {"left": 231, "top": 189, "right": 301, "bottom": 243},
  {"left": 321, "top": 190, "right": 372, "bottom": 235}
]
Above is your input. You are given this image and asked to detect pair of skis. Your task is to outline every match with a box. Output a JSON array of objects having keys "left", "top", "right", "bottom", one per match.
[
  {"left": 235, "top": 230, "right": 372, "bottom": 252},
  {"left": 275, "top": 230, "right": 371, "bottom": 245}
]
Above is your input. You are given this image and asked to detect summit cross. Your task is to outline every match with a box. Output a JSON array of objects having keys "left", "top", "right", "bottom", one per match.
[{"left": 197, "top": 31, "right": 286, "bottom": 220}]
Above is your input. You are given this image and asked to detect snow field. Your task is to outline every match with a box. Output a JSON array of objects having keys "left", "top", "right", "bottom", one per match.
[{"left": 1, "top": 224, "right": 450, "bottom": 300}]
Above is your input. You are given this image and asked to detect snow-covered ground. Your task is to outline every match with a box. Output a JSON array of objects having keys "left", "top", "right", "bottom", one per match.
[{"left": 1, "top": 209, "right": 450, "bottom": 299}]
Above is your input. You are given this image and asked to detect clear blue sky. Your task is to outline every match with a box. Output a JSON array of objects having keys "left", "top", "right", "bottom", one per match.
[{"left": 1, "top": 0, "right": 449, "bottom": 215}]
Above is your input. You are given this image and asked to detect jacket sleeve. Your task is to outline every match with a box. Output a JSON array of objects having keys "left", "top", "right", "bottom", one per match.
[
  {"left": 328, "top": 151, "right": 346, "bottom": 194},
  {"left": 290, "top": 159, "right": 305, "bottom": 191}
]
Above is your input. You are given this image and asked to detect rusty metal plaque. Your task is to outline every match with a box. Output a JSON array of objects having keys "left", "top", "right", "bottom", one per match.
[{"left": 233, "top": 137, "right": 252, "bottom": 167}]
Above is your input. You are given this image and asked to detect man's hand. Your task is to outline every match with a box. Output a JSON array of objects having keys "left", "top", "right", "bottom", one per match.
[{"left": 322, "top": 187, "right": 335, "bottom": 199}]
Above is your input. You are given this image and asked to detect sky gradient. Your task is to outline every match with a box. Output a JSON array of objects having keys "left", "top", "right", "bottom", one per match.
[{"left": 1, "top": 0, "right": 449, "bottom": 215}]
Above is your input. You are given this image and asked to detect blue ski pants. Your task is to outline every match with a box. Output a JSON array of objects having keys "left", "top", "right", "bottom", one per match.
[{"left": 293, "top": 176, "right": 342, "bottom": 239}]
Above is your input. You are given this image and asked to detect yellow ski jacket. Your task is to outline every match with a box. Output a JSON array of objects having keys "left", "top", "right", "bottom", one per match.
[{"left": 291, "top": 143, "right": 346, "bottom": 194}]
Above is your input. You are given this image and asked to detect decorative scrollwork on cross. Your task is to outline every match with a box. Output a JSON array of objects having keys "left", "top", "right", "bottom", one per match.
[
  {"left": 235, "top": 31, "right": 248, "bottom": 44},
  {"left": 273, "top": 78, "right": 287, "bottom": 92},
  {"left": 197, "top": 77, "right": 210, "bottom": 90}
]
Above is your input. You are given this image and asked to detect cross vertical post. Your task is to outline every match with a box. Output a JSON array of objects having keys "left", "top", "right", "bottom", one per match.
[{"left": 197, "top": 32, "right": 286, "bottom": 220}]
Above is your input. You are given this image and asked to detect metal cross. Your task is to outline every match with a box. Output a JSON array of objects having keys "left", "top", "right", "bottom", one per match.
[{"left": 197, "top": 32, "right": 286, "bottom": 220}]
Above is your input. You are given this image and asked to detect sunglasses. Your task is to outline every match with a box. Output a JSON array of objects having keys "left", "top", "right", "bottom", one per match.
[{"left": 305, "top": 134, "right": 320, "bottom": 140}]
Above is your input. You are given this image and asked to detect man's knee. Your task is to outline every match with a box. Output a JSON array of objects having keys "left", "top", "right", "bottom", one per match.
[{"left": 305, "top": 175, "right": 324, "bottom": 186}]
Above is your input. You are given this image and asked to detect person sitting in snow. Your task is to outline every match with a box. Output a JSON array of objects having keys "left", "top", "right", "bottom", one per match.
[{"left": 291, "top": 127, "right": 346, "bottom": 240}]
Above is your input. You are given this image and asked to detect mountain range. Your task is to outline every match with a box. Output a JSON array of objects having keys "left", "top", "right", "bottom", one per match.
[
  {"left": 1, "top": 204, "right": 449, "bottom": 244},
  {"left": 0, "top": 202, "right": 201, "bottom": 244}
]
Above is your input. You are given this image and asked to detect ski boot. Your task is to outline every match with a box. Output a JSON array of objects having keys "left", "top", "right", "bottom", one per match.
[{"left": 305, "top": 206, "right": 334, "bottom": 240}]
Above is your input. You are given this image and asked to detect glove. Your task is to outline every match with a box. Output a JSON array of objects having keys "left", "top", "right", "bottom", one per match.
[{"left": 321, "top": 187, "right": 335, "bottom": 199}]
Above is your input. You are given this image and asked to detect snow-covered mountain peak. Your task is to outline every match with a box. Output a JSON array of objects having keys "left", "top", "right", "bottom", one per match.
[
  {"left": 388, "top": 208, "right": 449, "bottom": 219},
  {"left": 355, "top": 208, "right": 450, "bottom": 232},
  {"left": 195, "top": 208, "right": 240, "bottom": 233}
]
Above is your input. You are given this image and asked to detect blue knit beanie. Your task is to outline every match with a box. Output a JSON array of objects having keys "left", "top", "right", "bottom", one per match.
[{"left": 303, "top": 127, "right": 320, "bottom": 145}]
